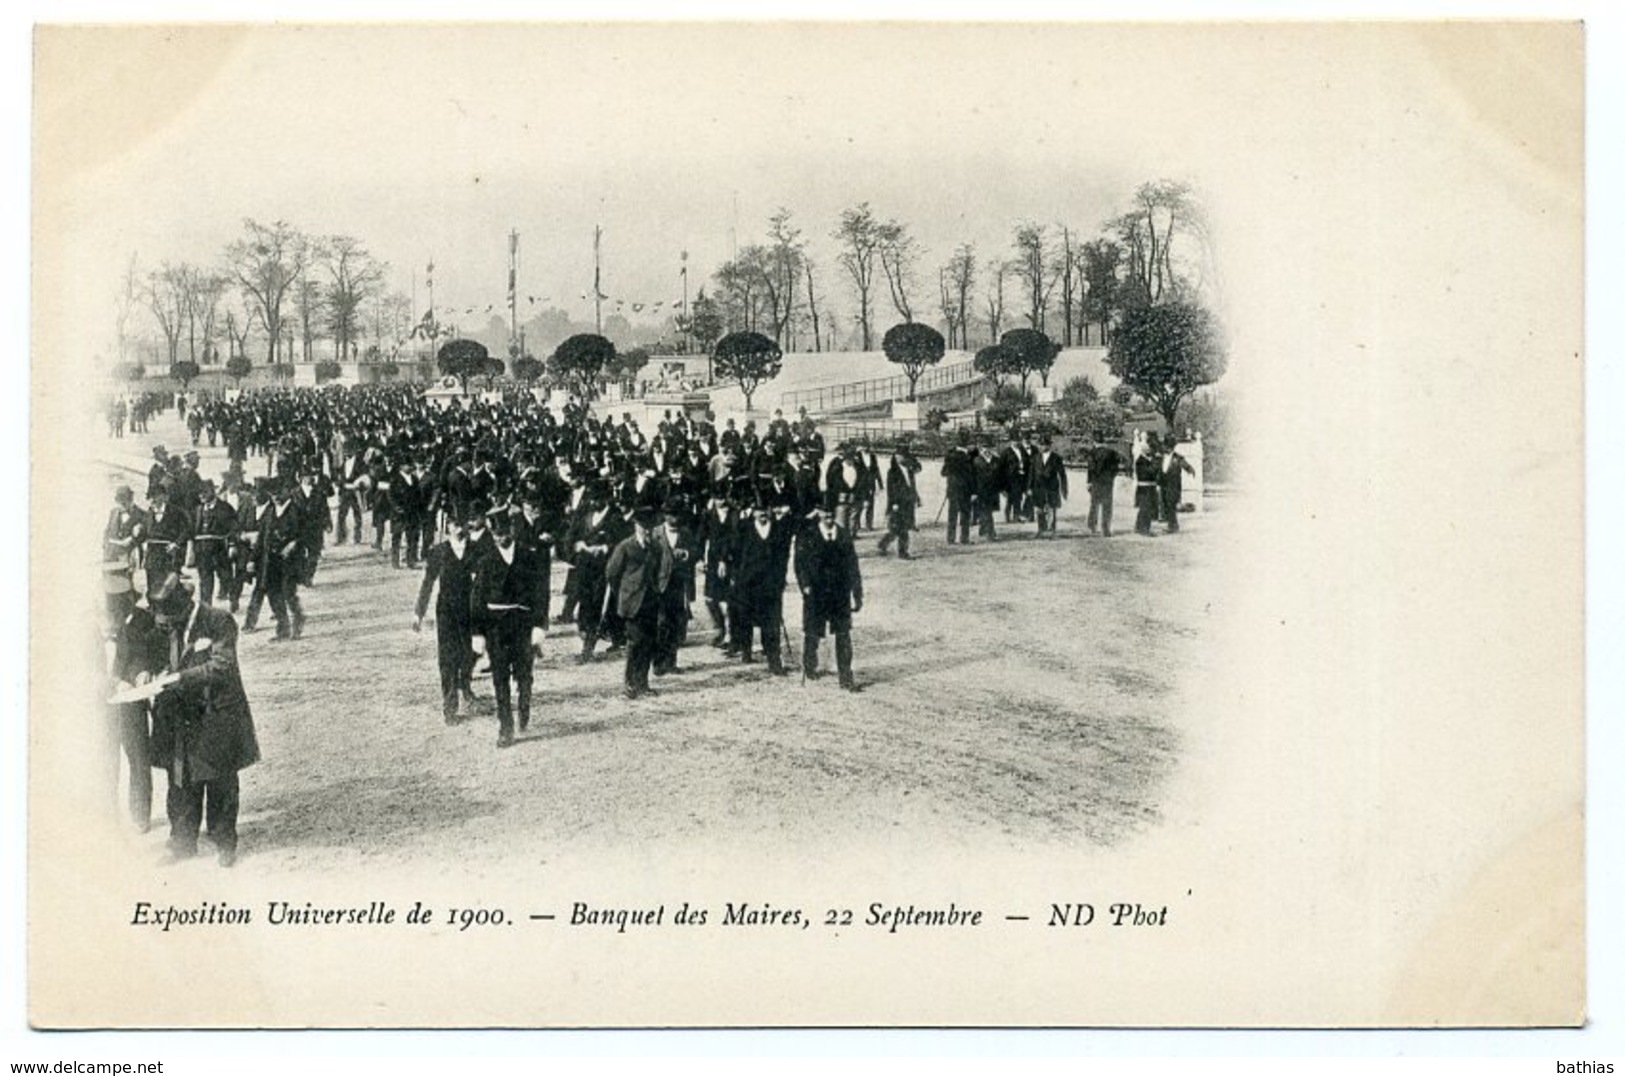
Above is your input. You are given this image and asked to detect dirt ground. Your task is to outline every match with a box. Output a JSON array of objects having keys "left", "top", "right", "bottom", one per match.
[{"left": 99, "top": 413, "right": 1229, "bottom": 877}]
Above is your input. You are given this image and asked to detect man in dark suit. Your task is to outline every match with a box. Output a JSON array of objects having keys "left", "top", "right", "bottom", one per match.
[
  {"left": 1134, "top": 435, "right": 1163, "bottom": 536},
  {"left": 294, "top": 467, "right": 333, "bottom": 586},
  {"left": 699, "top": 492, "right": 737, "bottom": 649},
  {"left": 384, "top": 454, "right": 429, "bottom": 570},
  {"left": 1028, "top": 437, "right": 1069, "bottom": 537},
  {"left": 471, "top": 512, "right": 550, "bottom": 747},
  {"left": 143, "top": 486, "right": 193, "bottom": 585},
  {"left": 605, "top": 507, "right": 675, "bottom": 699},
  {"left": 244, "top": 480, "right": 305, "bottom": 639},
  {"left": 1159, "top": 441, "right": 1197, "bottom": 533},
  {"left": 941, "top": 445, "right": 974, "bottom": 546},
  {"left": 795, "top": 507, "right": 864, "bottom": 691},
  {"left": 564, "top": 483, "right": 622, "bottom": 664},
  {"left": 877, "top": 446, "right": 922, "bottom": 559},
  {"left": 414, "top": 509, "right": 481, "bottom": 723},
  {"left": 730, "top": 503, "right": 793, "bottom": 675},
  {"left": 972, "top": 446, "right": 1003, "bottom": 542},
  {"left": 145, "top": 573, "right": 261, "bottom": 867},
  {"left": 1086, "top": 432, "right": 1127, "bottom": 537},
  {"left": 653, "top": 505, "right": 699, "bottom": 676},
  {"left": 190, "top": 479, "right": 238, "bottom": 606}
]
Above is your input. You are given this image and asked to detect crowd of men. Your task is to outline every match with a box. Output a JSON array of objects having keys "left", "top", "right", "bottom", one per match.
[
  {"left": 103, "top": 386, "right": 893, "bottom": 756},
  {"left": 99, "top": 380, "right": 1200, "bottom": 860}
]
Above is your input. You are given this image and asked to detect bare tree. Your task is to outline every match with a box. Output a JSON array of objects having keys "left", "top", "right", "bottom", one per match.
[
  {"left": 1080, "top": 239, "right": 1122, "bottom": 345},
  {"left": 143, "top": 263, "right": 187, "bottom": 365},
  {"left": 324, "top": 235, "right": 385, "bottom": 362},
  {"left": 1112, "top": 179, "right": 1200, "bottom": 307},
  {"left": 714, "top": 247, "right": 769, "bottom": 334},
  {"left": 833, "top": 202, "right": 882, "bottom": 350},
  {"left": 225, "top": 218, "right": 307, "bottom": 365},
  {"left": 762, "top": 208, "right": 804, "bottom": 350},
  {"left": 876, "top": 217, "right": 920, "bottom": 323},
  {"left": 1057, "top": 227, "right": 1079, "bottom": 347},
  {"left": 115, "top": 255, "right": 140, "bottom": 366},
  {"left": 984, "top": 258, "right": 1009, "bottom": 346},
  {"left": 802, "top": 257, "right": 824, "bottom": 353},
  {"left": 1011, "top": 222, "right": 1058, "bottom": 333},
  {"left": 944, "top": 243, "right": 976, "bottom": 348},
  {"left": 185, "top": 269, "right": 230, "bottom": 363}
]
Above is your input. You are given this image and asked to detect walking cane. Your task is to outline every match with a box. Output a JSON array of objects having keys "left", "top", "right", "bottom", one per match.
[{"left": 933, "top": 495, "right": 947, "bottom": 524}]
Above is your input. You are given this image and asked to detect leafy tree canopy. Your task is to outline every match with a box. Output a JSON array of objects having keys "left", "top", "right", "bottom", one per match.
[
  {"left": 712, "top": 331, "right": 783, "bottom": 411},
  {"left": 1105, "top": 300, "right": 1227, "bottom": 428}
]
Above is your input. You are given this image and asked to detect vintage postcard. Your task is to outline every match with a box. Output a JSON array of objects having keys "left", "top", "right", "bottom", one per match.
[{"left": 27, "top": 21, "right": 1584, "bottom": 1028}]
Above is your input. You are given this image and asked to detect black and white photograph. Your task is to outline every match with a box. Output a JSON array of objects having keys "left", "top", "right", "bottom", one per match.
[{"left": 24, "top": 18, "right": 1594, "bottom": 1034}]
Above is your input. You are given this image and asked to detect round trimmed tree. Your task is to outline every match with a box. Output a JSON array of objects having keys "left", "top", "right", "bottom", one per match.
[
  {"left": 314, "top": 359, "right": 343, "bottom": 384},
  {"left": 712, "top": 331, "right": 783, "bottom": 413},
  {"left": 548, "top": 333, "right": 616, "bottom": 398},
  {"left": 437, "top": 338, "right": 491, "bottom": 395},
  {"left": 1106, "top": 300, "right": 1227, "bottom": 429},
  {"left": 1000, "top": 327, "right": 1060, "bottom": 391},
  {"left": 169, "top": 360, "right": 201, "bottom": 391},
  {"left": 881, "top": 322, "right": 946, "bottom": 402},
  {"left": 225, "top": 354, "right": 253, "bottom": 386}
]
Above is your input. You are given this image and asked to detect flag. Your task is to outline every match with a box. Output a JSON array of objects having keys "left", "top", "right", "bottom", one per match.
[{"left": 508, "top": 268, "right": 516, "bottom": 295}]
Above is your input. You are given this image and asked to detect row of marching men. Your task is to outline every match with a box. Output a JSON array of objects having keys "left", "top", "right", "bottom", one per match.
[{"left": 411, "top": 470, "right": 870, "bottom": 750}]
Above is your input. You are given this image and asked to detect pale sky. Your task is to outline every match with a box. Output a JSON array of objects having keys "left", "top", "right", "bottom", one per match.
[{"left": 38, "top": 23, "right": 1220, "bottom": 358}]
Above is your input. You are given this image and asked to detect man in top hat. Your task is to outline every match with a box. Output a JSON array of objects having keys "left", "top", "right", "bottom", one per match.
[
  {"left": 877, "top": 444, "right": 923, "bottom": 559},
  {"left": 295, "top": 465, "right": 334, "bottom": 586},
  {"left": 730, "top": 500, "right": 793, "bottom": 675},
  {"left": 190, "top": 478, "right": 239, "bottom": 606},
  {"left": 470, "top": 510, "right": 550, "bottom": 747},
  {"left": 972, "top": 445, "right": 1004, "bottom": 542},
  {"left": 699, "top": 490, "right": 737, "bottom": 649},
  {"left": 605, "top": 506, "right": 674, "bottom": 699},
  {"left": 1029, "top": 435, "right": 1069, "bottom": 537},
  {"left": 145, "top": 572, "right": 261, "bottom": 867},
  {"left": 243, "top": 478, "right": 306, "bottom": 639},
  {"left": 381, "top": 452, "right": 428, "bottom": 570},
  {"left": 564, "top": 480, "right": 623, "bottom": 664},
  {"left": 824, "top": 443, "right": 866, "bottom": 537},
  {"left": 143, "top": 484, "right": 193, "bottom": 585},
  {"left": 414, "top": 505, "right": 483, "bottom": 723},
  {"left": 653, "top": 503, "right": 699, "bottom": 676},
  {"left": 795, "top": 506, "right": 864, "bottom": 691}
]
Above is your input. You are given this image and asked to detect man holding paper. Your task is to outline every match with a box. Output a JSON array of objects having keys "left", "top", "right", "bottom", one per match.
[{"left": 144, "top": 572, "right": 261, "bottom": 867}]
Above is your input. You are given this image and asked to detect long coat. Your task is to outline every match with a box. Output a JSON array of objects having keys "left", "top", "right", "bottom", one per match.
[
  {"left": 149, "top": 605, "right": 260, "bottom": 785},
  {"left": 795, "top": 524, "right": 863, "bottom": 635},
  {"left": 1029, "top": 450, "right": 1069, "bottom": 509}
]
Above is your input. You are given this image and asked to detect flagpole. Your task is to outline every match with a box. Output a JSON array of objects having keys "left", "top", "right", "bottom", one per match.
[
  {"left": 509, "top": 229, "right": 520, "bottom": 365},
  {"left": 593, "top": 225, "right": 603, "bottom": 334}
]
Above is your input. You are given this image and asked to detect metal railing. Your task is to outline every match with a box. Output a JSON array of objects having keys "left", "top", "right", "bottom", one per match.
[{"left": 780, "top": 359, "right": 979, "bottom": 414}]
